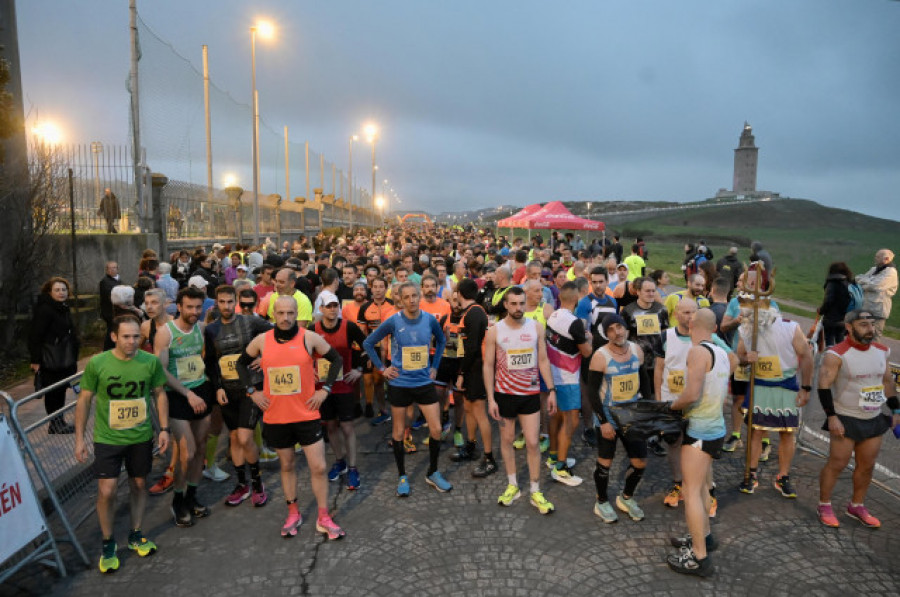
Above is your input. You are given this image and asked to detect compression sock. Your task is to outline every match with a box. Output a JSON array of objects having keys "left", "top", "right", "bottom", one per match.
[
  {"left": 427, "top": 435, "right": 441, "bottom": 476},
  {"left": 594, "top": 463, "right": 610, "bottom": 503},
  {"left": 392, "top": 438, "right": 406, "bottom": 476},
  {"left": 235, "top": 463, "right": 248, "bottom": 486},
  {"left": 248, "top": 461, "right": 262, "bottom": 488},
  {"left": 623, "top": 465, "right": 645, "bottom": 498}
]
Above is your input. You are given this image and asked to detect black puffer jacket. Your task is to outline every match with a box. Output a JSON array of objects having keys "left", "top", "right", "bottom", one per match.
[
  {"left": 28, "top": 293, "right": 79, "bottom": 370},
  {"left": 820, "top": 274, "right": 850, "bottom": 325}
]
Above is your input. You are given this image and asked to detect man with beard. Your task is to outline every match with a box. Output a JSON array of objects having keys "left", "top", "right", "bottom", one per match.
[
  {"left": 816, "top": 309, "right": 899, "bottom": 528},
  {"left": 358, "top": 277, "right": 396, "bottom": 424},
  {"left": 205, "top": 285, "right": 272, "bottom": 508}
]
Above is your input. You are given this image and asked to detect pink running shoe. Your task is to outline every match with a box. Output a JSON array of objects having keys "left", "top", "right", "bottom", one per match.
[
  {"left": 225, "top": 484, "right": 250, "bottom": 507},
  {"left": 846, "top": 503, "right": 880, "bottom": 528},
  {"left": 251, "top": 483, "right": 268, "bottom": 507},
  {"left": 316, "top": 514, "right": 346, "bottom": 540},
  {"left": 281, "top": 511, "right": 302, "bottom": 538},
  {"left": 817, "top": 504, "right": 840, "bottom": 528}
]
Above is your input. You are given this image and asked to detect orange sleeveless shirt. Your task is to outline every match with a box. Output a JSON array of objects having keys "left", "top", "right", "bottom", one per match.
[{"left": 260, "top": 328, "right": 318, "bottom": 424}]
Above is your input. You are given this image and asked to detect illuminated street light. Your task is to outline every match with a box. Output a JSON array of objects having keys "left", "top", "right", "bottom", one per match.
[
  {"left": 32, "top": 121, "right": 62, "bottom": 145},
  {"left": 223, "top": 173, "right": 238, "bottom": 188}
]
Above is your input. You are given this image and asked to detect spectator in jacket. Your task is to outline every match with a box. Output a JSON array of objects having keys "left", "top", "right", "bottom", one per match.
[
  {"left": 99, "top": 261, "right": 120, "bottom": 350},
  {"left": 716, "top": 247, "right": 744, "bottom": 291},
  {"left": 856, "top": 249, "right": 897, "bottom": 339},
  {"left": 819, "top": 262, "right": 853, "bottom": 347}
]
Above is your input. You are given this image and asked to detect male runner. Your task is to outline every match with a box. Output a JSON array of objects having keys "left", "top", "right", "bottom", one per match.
[
  {"left": 484, "top": 286, "right": 557, "bottom": 514},
  {"left": 141, "top": 290, "right": 177, "bottom": 496},
  {"left": 816, "top": 309, "right": 900, "bottom": 528},
  {"left": 236, "top": 296, "right": 346, "bottom": 539},
  {"left": 205, "top": 285, "right": 272, "bottom": 507},
  {"left": 586, "top": 314, "right": 652, "bottom": 523},
  {"left": 154, "top": 286, "right": 215, "bottom": 527},
  {"left": 315, "top": 290, "right": 367, "bottom": 491},
  {"left": 358, "top": 276, "right": 395, "bottom": 424},
  {"left": 363, "top": 281, "right": 452, "bottom": 496},
  {"left": 258, "top": 267, "right": 314, "bottom": 327},
  {"left": 75, "top": 315, "right": 169, "bottom": 573},
  {"left": 667, "top": 309, "right": 735, "bottom": 577}
]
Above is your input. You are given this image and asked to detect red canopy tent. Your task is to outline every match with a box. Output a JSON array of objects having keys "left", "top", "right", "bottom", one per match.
[
  {"left": 497, "top": 203, "right": 543, "bottom": 228},
  {"left": 520, "top": 201, "right": 604, "bottom": 231}
]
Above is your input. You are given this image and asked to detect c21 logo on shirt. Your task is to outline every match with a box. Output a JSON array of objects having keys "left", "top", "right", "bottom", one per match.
[{"left": 106, "top": 379, "right": 148, "bottom": 399}]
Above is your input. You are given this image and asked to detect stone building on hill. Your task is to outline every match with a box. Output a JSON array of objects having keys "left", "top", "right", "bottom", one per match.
[{"left": 716, "top": 122, "right": 780, "bottom": 201}]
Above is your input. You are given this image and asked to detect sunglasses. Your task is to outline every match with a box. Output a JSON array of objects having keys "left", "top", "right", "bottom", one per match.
[{"left": 240, "top": 302, "right": 256, "bottom": 309}]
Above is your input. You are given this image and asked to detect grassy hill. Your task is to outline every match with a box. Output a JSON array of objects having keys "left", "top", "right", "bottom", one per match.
[{"left": 502, "top": 198, "right": 900, "bottom": 333}]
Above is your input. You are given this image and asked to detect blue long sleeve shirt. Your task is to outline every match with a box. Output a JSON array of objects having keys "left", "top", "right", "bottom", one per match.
[{"left": 363, "top": 310, "right": 446, "bottom": 388}]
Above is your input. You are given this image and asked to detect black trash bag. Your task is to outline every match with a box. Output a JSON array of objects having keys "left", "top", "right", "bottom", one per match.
[{"left": 607, "top": 400, "right": 684, "bottom": 441}]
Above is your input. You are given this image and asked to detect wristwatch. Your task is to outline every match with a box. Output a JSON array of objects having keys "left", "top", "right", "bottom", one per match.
[
  {"left": 160, "top": 427, "right": 170, "bottom": 433},
  {"left": 246, "top": 387, "right": 256, "bottom": 395},
  {"left": 322, "top": 385, "right": 333, "bottom": 394}
]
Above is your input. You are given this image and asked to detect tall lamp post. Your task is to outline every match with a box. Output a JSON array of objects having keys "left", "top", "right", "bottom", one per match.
[
  {"left": 348, "top": 134, "right": 358, "bottom": 230},
  {"left": 365, "top": 123, "right": 378, "bottom": 227},
  {"left": 250, "top": 20, "right": 274, "bottom": 245}
]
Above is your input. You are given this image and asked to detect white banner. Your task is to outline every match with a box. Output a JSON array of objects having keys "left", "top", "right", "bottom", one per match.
[{"left": 0, "top": 417, "right": 46, "bottom": 564}]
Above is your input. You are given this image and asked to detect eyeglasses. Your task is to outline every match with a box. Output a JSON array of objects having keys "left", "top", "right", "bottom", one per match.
[{"left": 240, "top": 303, "right": 256, "bottom": 309}]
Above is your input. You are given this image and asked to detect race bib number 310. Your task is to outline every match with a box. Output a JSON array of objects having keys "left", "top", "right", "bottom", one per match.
[{"left": 611, "top": 372, "right": 639, "bottom": 402}]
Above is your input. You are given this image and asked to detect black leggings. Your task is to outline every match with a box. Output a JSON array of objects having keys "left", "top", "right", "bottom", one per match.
[{"left": 40, "top": 368, "right": 75, "bottom": 415}]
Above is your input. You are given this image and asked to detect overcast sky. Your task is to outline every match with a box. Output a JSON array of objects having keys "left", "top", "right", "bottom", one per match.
[{"left": 16, "top": 0, "right": 900, "bottom": 219}]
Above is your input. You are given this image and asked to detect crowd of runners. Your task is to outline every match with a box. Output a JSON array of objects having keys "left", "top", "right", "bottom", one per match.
[{"left": 69, "top": 224, "right": 898, "bottom": 578}]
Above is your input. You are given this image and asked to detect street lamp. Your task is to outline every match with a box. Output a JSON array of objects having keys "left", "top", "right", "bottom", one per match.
[
  {"left": 365, "top": 123, "right": 378, "bottom": 224},
  {"left": 375, "top": 195, "right": 385, "bottom": 223},
  {"left": 348, "top": 134, "right": 358, "bottom": 229},
  {"left": 251, "top": 20, "right": 275, "bottom": 245}
]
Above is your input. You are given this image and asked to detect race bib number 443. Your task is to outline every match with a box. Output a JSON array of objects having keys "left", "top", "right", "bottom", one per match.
[{"left": 268, "top": 366, "right": 300, "bottom": 395}]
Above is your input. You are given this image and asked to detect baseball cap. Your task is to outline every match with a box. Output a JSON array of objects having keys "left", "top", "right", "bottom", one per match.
[
  {"left": 318, "top": 290, "right": 340, "bottom": 307},
  {"left": 601, "top": 313, "right": 627, "bottom": 335},
  {"left": 236, "top": 264, "right": 248, "bottom": 271},
  {"left": 188, "top": 275, "right": 209, "bottom": 289},
  {"left": 844, "top": 309, "right": 876, "bottom": 324},
  {"left": 616, "top": 263, "right": 629, "bottom": 271}
]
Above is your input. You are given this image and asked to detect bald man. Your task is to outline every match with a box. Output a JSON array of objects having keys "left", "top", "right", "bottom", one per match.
[{"left": 667, "top": 309, "right": 737, "bottom": 577}]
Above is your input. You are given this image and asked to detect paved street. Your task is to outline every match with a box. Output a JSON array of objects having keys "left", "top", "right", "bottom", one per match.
[{"left": 3, "top": 395, "right": 900, "bottom": 597}]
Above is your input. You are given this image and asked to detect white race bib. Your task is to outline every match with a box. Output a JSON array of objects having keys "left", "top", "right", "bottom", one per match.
[
  {"left": 506, "top": 348, "right": 534, "bottom": 371},
  {"left": 859, "top": 385, "right": 885, "bottom": 412}
]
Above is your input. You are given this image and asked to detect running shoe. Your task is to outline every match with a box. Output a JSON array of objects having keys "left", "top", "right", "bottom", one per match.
[
  {"left": 450, "top": 443, "right": 477, "bottom": 462},
  {"left": 667, "top": 547, "right": 714, "bottom": 577},
  {"left": 846, "top": 503, "right": 881, "bottom": 528},
  {"left": 738, "top": 474, "right": 759, "bottom": 494},
  {"left": 371, "top": 411, "right": 392, "bottom": 426},
  {"left": 774, "top": 475, "right": 797, "bottom": 498},
  {"left": 328, "top": 459, "right": 348, "bottom": 482},
  {"left": 648, "top": 436, "right": 667, "bottom": 457},
  {"left": 365, "top": 404, "right": 375, "bottom": 418},
  {"left": 817, "top": 503, "right": 840, "bottom": 528},
  {"left": 539, "top": 435, "right": 550, "bottom": 453},
  {"left": 453, "top": 430, "right": 464, "bottom": 448},
  {"left": 426, "top": 471, "right": 453, "bottom": 493},
  {"left": 202, "top": 464, "right": 230, "bottom": 482},
  {"left": 403, "top": 434, "right": 418, "bottom": 454},
  {"left": 615, "top": 494, "right": 645, "bottom": 521},
  {"left": 148, "top": 473, "right": 174, "bottom": 496},
  {"left": 346, "top": 468, "right": 361, "bottom": 490},
  {"left": 225, "top": 483, "right": 251, "bottom": 507},
  {"left": 551, "top": 466, "right": 583, "bottom": 487},
  {"left": 530, "top": 491, "right": 554, "bottom": 515},
  {"left": 670, "top": 533, "right": 718, "bottom": 553},
  {"left": 722, "top": 433, "right": 742, "bottom": 453},
  {"left": 411, "top": 414, "right": 427, "bottom": 430},
  {"left": 98, "top": 541, "right": 119, "bottom": 573},
  {"left": 281, "top": 510, "right": 302, "bottom": 538},
  {"left": 664, "top": 484, "right": 682, "bottom": 508},
  {"left": 259, "top": 446, "right": 279, "bottom": 463},
  {"left": 582, "top": 427, "right": 598, "bottom": 448},
  {"left": 708, "top": 496, "right": 718, "bottom": 518},
  {"left": 316, "top": 514, "right": 346, "bottom": 540},
  {"left": 513, "top": 433, "right": 526, "bottom": 450},
  {"left": 251, "top": 483, "right": 268, "bottom": 507},
  {"left": 593, "top": 500, "right": 618, "bottom": 523},
  {"left": 545, "top": 456, "right": 558, "bottom": 470},
  {"left": 127, "top": 530, "right": 157, "bottom": 557},
  {"left": 497, "top": 484, "right": 521, "bottom": 506},
  {"left": 187, "top": 494, "right": 211, "bottom": 518},
  {"left": 397, "top": 475, "right": 411, "bottom": 497},
  {"left": 759, "top": 439, "right": 772, "bottom": 462},
  {"left": 472, "top": 458, "right": 498, "bottom": 478}
]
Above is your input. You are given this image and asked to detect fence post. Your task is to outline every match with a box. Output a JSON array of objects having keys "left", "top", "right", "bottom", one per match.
[{"left": 151, "top": 173, "right": 169, "bottom": 258}]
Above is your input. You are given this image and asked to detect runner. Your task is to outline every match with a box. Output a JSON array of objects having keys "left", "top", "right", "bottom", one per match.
[
  {"left": 363, "top": 281, "right": 452, "bottom": 496},
  {"left": 154, "top": 286, "right": 215, "bottom": 527},
  {"left": 236, "top": 295, "right": 346, "bottom": 539},
  {"left": 314, "top": 290, "right": 367, "bottom": 491},
  {"left": 358, "top": 276, "right": 395, "bottom": 424},
  {"left": 586, "top": 314, "right": 651, "bottom": 523},
  {"left": 545, "top": 282, "right": 592, "bottom": 487},
  {"left": 451, "top": 279, "right": 497, "bottom": 477},
  {"left": 257, "top": 267, "right": 314, "bottom": 327},
  {"left": 74, "top": 315, "right": 169, "bottom": 573},
  {"left": 484, "top": 286, "right": 558, "bottom": 514},
  {"left": 204, "top": 285, "right": 272, "bottom": 507},
  {"left": 417, "top": 274, "right": 453, "bottom": 444},
  {"left": 666, "top": 309, "right": 735, "bottom": 577},
  {"left": 816, "top": 309, "right": 899, "bottom": 528}
]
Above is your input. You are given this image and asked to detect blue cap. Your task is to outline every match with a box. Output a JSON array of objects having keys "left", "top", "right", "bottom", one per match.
[{"left": 602, "top": 313, "right": 627, "bottom": 335}]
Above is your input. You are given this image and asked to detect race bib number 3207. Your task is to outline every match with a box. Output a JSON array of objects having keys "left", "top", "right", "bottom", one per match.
[{"left": 507, "top": 348, "right": 534, "bottom": 371}]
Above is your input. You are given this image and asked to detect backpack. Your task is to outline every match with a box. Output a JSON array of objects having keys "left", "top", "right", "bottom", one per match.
[{"left": 846, "top": 283, "right": 863, "bottom": 313}]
